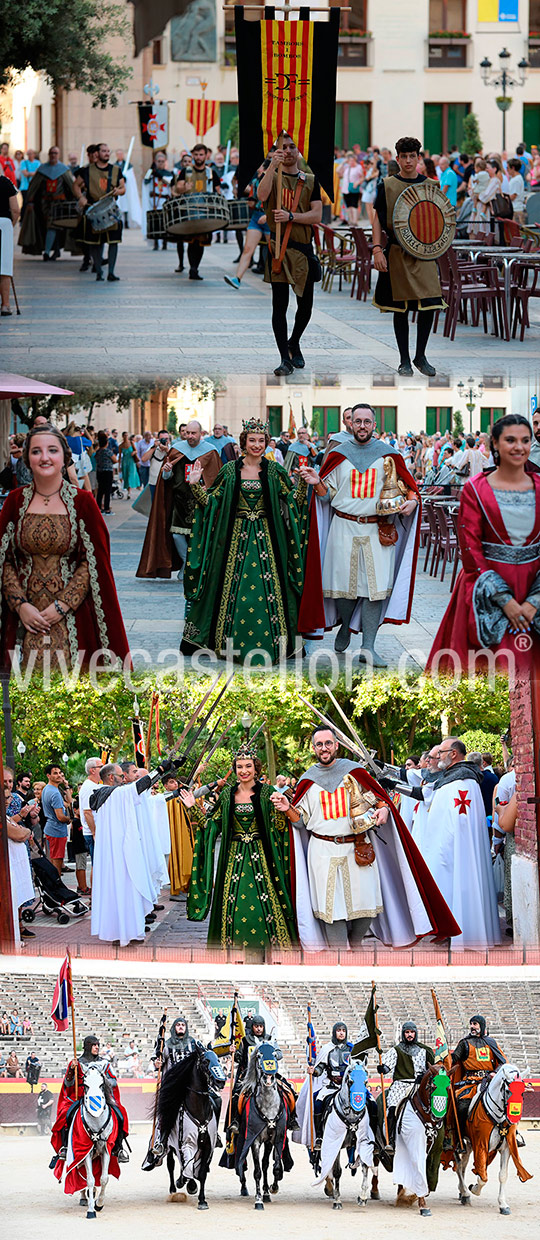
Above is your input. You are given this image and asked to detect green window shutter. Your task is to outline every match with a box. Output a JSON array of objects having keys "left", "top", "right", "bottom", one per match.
[
  {"left": 383, "top": 406, "right": 397, "bottom": 433},
  {"left": 267, "top": 406, "right": 283, "bottom": 438},
  {"left": 447, "top": 103, "right": 469, "bottom": 150},
  {"left": 326, "top": 407, "right": 340, "bottom": 434},
  {"left": 346, "top": 103, "right": 370, "bottom": 149},
  {"left": 424, "top": 104, "right": 442, "bottom": 155},
  {"left": 480, "top": 407, "right": 491, "bottom": 433},
  {"left": 524, "top": 104, "right": 540, "bottom": 152},
  {"left": 440, "top": 406, "right": 452, "bottom": 433},
  {"left": 335, "top": 104, "right": 344, "bottom": 150}
]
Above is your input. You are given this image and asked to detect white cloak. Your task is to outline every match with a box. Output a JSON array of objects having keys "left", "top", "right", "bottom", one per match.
[
  {"left": 422, "top": 777, "right": 501, "bottom": 948},
  {"left": 393, "top": 1103, "right": 428, "bottom": 1197},
  {"left": 313, "top": 1107, "right": 374, "bottom": 1185},
  {"left": 398, "top": 770, "right": 423, "bottom": 833},
  {"left": 8, "top": 838, "right": 34, "bottom": 948},
  {"left": 91, "top": 783, "right": 155, "bottom": 946},
  {"left": 152, "top": 791, "right": 172, "bottom": 857},
  {"left": 122, "top": 167, "right": 142, "bottom": 229},
  {"left": 133, "top": 788, "right": 169, "bottom": 898}
]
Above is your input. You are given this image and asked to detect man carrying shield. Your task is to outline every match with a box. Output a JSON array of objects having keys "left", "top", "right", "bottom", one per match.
[{"left": 372, "top": 136, "right": 449, "bottom": 377}]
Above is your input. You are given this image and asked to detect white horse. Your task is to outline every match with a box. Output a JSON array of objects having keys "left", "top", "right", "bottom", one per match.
[
  {"left": 313, "top": 1060, "right": 374, "bottom": 1210},
  {"left": 75, "top": 1064, "right": 115, "bottom": 1219},
  {"left": 454, "top": 1063, "right": 531, "bottom": 1215}
]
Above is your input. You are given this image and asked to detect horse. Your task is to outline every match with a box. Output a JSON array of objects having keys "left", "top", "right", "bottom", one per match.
[
  {"left": 451, "top": 1062, "right": 532, "bottom": 1215},
  {"left": 235, "top": 1041, "right": 296, "bottom": 1209},
  {"left": 371, "top": 1063, "right": 451, "bottom": 1215},
  {"left": 312, "top": 1059, "right": 374, "bottom": 1210},
  {"left": 66, "top": 1064, "right": 118, "bottom": 1219},
  {"left": 156, "top": 1046, "right": 226, "bottom": 1210}
]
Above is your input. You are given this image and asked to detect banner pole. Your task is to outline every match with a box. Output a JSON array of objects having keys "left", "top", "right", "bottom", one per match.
[
  {"left": 307, "top": 1004, "right": 314, "bottom": 1153},
  {"left": 372, "top": 978, "right": 390, "bottom": 1148},
  {"left": 274, "top": 131, "right": 284, "bottom": 264}
]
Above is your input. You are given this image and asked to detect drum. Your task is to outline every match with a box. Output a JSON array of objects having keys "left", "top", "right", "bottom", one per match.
[
  {"left": 226, "top": 199, "right": 251, "bottom": 230},
  {"left": 146, "top": 209, "right": 166, "bottom": 239},
  {"left": 86, "top": 197, "right": 122, "bottom": 234},
  {"left": 49, "top": 201, "right": 80, "bottom": 229},
  {"left": 163, "top": 193, "right": 230, "bottom": 236},
  {"left": 393, "top": 180, "right": 456, "bottom": 260}
]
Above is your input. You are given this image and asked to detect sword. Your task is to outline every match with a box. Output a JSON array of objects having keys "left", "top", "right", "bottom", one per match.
[
  {"left": 187, "top": 720, "right": 235, "bottom": 788},
  {"left": 150, "top": 672, "right": 233, "bottom": 780},
  {"left": 297, "top": 691, "right": 419, "bottom": 800}
]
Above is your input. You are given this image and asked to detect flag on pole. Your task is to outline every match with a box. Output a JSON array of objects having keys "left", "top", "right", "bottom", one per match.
[
  {"left": 99, "top": 745, "right": 111, "bottom": 765},
  {"left": 288, "top": 404, "right": 296, "bottom": 437},
  {"left": 51, "top": 956, "right": 73, "bottom": 1032},
  {"left": 431, "top": 989, "right": 451, "bottom": 1068},
  {"left": 234, "top": 7, "right": 340, "bottom": 198},
  {"left": 211, "top": 1001, "right": 246, "bottom": 1057},
  {"left": 306, "top": 1009, "right": 317, "bottom": 1065},
  {"left": 187, "top": 99, "right": 219, "bottom": 140},
  {"left": 351, "top": 983, "right": 381, "bottom": 1056},
  {"left": 138, "top": 101, "right": 169, "bottom": 150}
]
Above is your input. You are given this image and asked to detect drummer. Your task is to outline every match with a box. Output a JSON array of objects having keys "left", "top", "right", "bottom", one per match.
[
  {"left": 372, "top": 135, "right": 446, "bottom": 377},
  {"left": 74, "top": 141, "right": 125, "bottom": 282},
  {"left": 171, "top": 143, "right": 222, "bottom": 281},
  {"left": 142, "top": 150, "right": 175, "bottom": 253}
]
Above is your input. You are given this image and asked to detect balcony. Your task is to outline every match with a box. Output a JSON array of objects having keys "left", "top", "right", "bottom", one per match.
[
  {"left": 338, "top": 31, "right": 371, "bottom": 68},
  {"left": 529, "top": 35, "right": 540, "bottom": 70},
  {"left": 428, "top": 33, "right": 470, "bottom": 69}
]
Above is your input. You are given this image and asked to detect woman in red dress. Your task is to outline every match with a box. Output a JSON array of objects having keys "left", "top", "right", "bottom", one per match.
[
  {"left": 0, "top": 425, "right": 130, "bottom": 673},
  {"left": 427, "top": 414, "right": 540, "bottom": 677}
]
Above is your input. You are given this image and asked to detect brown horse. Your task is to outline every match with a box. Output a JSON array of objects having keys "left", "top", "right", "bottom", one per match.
[{"left": 450, "top": 1063, "right": 532, "bottom": 1215}]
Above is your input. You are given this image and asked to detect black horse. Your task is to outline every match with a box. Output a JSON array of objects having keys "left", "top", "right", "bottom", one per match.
[{"left": 155, "top": 1046, "right": 226, "bottom": 1210}]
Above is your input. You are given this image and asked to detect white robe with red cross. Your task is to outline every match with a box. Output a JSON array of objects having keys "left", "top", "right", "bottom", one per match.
[{"left": 422, "top": 777, "right": 501, "bottom": 949}]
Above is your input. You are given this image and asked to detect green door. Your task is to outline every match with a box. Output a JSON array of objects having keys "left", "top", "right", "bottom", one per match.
[
  {"left": 426, "top": 406, "right": 437, "bottom": 435},
  {"left": 220, "top": 103, "right": 238, "bottom": 145},
  {"left": 426, "top": 406, "right": 452, "bottom": 433},
  {"left": 326, "top": 407, "right": 340, "bottom": 434},
  {"left": 347, "top": 103, "right": 370, "bottom": 149},
  {"left": 312, "top": 406, "right": 324, "bottom": 437},
  {"left": 424, "top": 104, "right": 442, "bottom": 155},
  {"left": 524, "top": 104, "right": 540, "bottom": 151},
  {"left": 447, "top": 104, "right": 469, "bottom": 150}
]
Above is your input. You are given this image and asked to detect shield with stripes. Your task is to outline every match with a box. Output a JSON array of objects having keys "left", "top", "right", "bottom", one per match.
[{"left": 393, "top": 180, "right": 456, "bottom": 260}]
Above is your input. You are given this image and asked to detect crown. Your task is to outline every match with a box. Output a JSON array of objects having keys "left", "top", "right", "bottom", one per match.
[
  {"left": 242, "top": 417, "right": 268, "bottom": 435},
  {"left": 235, "top": 742, "right": 258, "bottom": 760}
]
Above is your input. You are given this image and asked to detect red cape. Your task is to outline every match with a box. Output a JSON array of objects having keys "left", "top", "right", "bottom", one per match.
[
  {"left": 292, "top": 764, "right": 461, "bottom": 944},
  {"left": 0, "top": 484, "right": 130, "bottom": 670},
  {"left": 426, "top": 468, "right": 540, "bottom": 674},
  {"left": 54, "top": 1106, "right": 120, "bottom": 1195},
  {"left": 298, "top": 449, "right": 421, "bottom": 635},
  {"left": 52, "top": 1064, "right": 129, "bottom": 1155}
]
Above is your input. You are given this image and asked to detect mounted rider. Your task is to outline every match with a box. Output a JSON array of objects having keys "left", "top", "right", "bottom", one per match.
[
  {"left": 451, "top": 1014, "right": 507, "bottom": 1124},
  {"left": 306, "top": 1021, "right": 353, "bottom": 1148},
  {"left": 380, "top": 1021, "right": 435, "bottom": 1150},
  {"left": 155, "top": 1015, "right": 202, "bottom": 1072},
  {"left": 51, "top": 1034, "right": 129, "bottom": 1167},
  {"left": 228, "top": 1015, "right": 283, "bottom": 1138}
]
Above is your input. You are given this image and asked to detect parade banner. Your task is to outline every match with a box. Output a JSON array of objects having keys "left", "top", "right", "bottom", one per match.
[
  {"left": 137, "top": 101, "right": 169, "bottom": 151},
  {"left": 51, "top": 955, "right": 73, "bottom": 1032},
  {"left": 187, "top": 98, "right": 219, "bottom": 140},
  {"left": 132, "top": 715, "right": 147, "bottom": 767},
  {"left": 234, "top": 7, "right": 340, "bottom": 198},
  {"left": 351, "top": 983, "right": 380, "bottom": 1057}
]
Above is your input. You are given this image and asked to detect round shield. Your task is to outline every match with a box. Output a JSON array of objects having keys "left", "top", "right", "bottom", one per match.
[{"left": 393, "top": 180, "right": 456, "bottom": 260}]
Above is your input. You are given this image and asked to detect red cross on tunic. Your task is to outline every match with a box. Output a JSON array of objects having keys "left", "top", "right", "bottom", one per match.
[{"left": 454, "top": 789, "right": 471, "bottom": 815}]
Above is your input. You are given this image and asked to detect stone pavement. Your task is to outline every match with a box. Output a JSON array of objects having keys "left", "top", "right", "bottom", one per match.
[
  {"left": 106, "top": 494, "right": 450, "bottom": 673},
  {"left": 3, "top": 228, "right": 539, "bottom": 381}
]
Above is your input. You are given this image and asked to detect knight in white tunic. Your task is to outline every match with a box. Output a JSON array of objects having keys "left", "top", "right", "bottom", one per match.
[
  {"left": 380, "top": 1021, "right": 434, "bottom": 1147},
  {"left": 422, "top": 739, "right": 501, "bottom": 949},
  {"left": 299, "top": 404, "right": 420, "bottom": 664},
  {"left": 90, "top": 763, "right": 159, "bottom": 947}
]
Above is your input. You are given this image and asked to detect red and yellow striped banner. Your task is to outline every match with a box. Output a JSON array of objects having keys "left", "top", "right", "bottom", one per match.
[
  {"left": 187, "top": 99, "right": 219, "bottom": 139},
  {"left": 319, "top": 787, "right": 348, "bottom": 821},
  {"left": 351, "top": 467, "right": 377, "bottom": 500},
  {"left": 261, "top": 20, "right": 314, "bottom": 155}
]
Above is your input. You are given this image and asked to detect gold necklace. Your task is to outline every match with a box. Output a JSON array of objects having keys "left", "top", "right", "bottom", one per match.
[{"left": 34, "top": 486, "right": 62, "bottom": 506}]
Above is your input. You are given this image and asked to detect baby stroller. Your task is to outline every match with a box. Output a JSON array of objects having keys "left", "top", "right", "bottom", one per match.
[
  {"left": 111, "top": 475, "right": 125, "bottom": 502},
  {"left": 23, "top": 844, "right": 89, "bottom": 926}
]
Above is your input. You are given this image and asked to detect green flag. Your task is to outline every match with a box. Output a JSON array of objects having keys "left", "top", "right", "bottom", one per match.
[{"left": 351, "top": 984, "right": 380, "bottom": 1057}]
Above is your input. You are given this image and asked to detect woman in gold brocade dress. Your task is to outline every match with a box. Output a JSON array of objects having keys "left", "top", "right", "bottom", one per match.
[{"left": 0, "top": 426, "right": 129, "bottom": 671}]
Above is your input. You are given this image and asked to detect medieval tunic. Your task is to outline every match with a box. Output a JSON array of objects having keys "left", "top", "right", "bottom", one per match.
[
  {"left": 264, "top": 170, "right": 321, "bottom": 296},
  {"left": 90, "top": 781, "right": 156, "bottom": 946},
  {"left": 298, "top": 442, "right": 420, "bottom": 636},
  {"left": 373, "top": 173, "right": 446, "bottom": 312},
  {"left": 452, "top": 1034, "right": 506, "bottom": 1106},
  {"left": 383, "top": 1042, "right": 434, "bottom": 1109},
  {"left": 182, "top": 457, "right": 307, "bottom": 664},
  {"left": 294, "top": 778, "right": 383, "bottom": 924},
  {"left": 77, "top": 162, "right": 123, "bottom": 246},
  {"left": 0, "top": 483, "right": 129, "bottom": 671},
  {"left": 18, "top": 162, "right": 77, "bottom": 254},
  {"left": 427, "top": 469, "right": 540, "bottom": 674},
  {"left": 187, "top": 782, "right": 298, "bottom": 949}
]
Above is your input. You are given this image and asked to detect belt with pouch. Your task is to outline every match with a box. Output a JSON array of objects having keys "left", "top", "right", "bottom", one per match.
[
  {"left": 313, "top": 831, "right": 376, "bottom": 868},
  {"left": 334, "top": 510, "right": 379, "bottom": 525}
]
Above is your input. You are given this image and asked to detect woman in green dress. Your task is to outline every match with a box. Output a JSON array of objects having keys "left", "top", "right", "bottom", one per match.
[
  {"left": 185, "top": 750, "right": 298, "bottom": 950},
  {"left": 120, "top": 432, "right": 141, "bottom": 497},
  {"left": 180, "top": 417, "right": 307, "bottom": 666}
]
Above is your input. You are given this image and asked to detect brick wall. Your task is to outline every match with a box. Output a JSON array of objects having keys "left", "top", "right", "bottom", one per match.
[{"left": 510, "top": 674, "right": 538, "bottom": 863}]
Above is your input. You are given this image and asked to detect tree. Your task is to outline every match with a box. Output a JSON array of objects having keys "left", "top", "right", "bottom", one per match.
[
  {"left": 453, "top": 409, "right": 465, "bottom": 438},
  {"left": 226, "top": 114, "right": 240, "bottom": 148},
  {"left": 462, "top": 112, "right": 482, "bottom": 158},
  {"left": 167, "top": 406, "right": 178, "bottom": 435},
  {"left": 0, "top": 1, "right": 132, "bottom": 109}
]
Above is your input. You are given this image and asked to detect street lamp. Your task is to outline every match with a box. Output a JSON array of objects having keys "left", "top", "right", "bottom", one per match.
[
  {"left": 457, "top": 377, "right": 484, "bottom": 434},
  {"left": 480, "top": 48, "right": 528, "bottom": 150},
  {"left": 16, "top": 740, "right": 26, "bottom": 756},
  {"left": 241, "top": 711, "right": 252, "bottom": 740}
]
